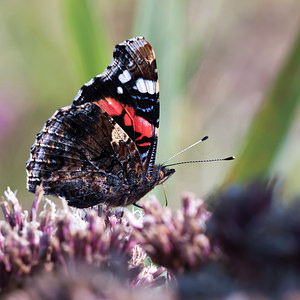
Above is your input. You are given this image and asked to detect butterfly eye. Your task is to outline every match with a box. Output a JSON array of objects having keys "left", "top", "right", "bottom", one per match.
[{"left": 159, "top": 170, "right": 165, "bottom": 181}]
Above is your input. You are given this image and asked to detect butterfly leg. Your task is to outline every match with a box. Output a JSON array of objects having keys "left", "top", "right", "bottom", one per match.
[
  {"left": 121, "top": 191, "right": 130, "bottom": 207},
  {"left": 133, "top": 203, "right": 143, "bottom": 209}
]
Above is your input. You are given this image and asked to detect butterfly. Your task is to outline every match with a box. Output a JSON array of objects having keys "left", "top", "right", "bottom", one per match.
[{"left": 26, "top": 37, "right": 175, "bottom": 208}]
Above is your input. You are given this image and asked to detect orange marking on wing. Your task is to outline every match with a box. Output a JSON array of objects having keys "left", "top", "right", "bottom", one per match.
[
  {"left": 134, "top": 115, "right": 153, "bottom": 140},
  {"left": 123, "top": 105, "right": 153, "bottom": 143},
  {"left": 94, "top": 100, "right": 154, "bottom": 145},
  {"left": 93, "top": 98, "right": 123, "bottom": 116},
  {"left": 137, "top": 142, "right": 151, "bottom": 147},
  {"left": 123, "top": 105, "right": 135, "bottom": 126}
]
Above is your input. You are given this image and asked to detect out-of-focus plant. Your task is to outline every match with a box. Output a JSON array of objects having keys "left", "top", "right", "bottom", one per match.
[
  {"left": 3, "top": 181, "right": 300, "bottom": 299},
  {"left": 0, "top": 186, "right": 165, "bottom": 292},
  {"left": 226, "top": 29, "right": 300, "bottom": 183}
]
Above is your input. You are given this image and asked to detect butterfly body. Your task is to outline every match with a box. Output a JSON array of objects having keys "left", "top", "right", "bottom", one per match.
[{"left": 26, "top": 37, "right": 175, "bottom": 208}]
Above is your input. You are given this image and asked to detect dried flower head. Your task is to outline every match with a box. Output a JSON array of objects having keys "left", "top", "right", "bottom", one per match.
[
  {"left": 126, "top": 193, "right": 211, "bottom": 273},
  {"left": 0, "top": 187, "right": 140, "bottom": 290},
  {"left": 205, "top": 181, "right": 300, "bottom": 298}
]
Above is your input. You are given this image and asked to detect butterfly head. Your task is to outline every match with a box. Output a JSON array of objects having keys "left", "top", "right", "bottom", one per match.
[{"left": 153, "top": 165, "right": 175, "bottom": 185}]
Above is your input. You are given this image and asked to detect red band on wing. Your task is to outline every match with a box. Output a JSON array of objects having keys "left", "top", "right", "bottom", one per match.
[
  {"left": 133, "top": 114, "right": 153, "bottom": 141},
  {"left": 137, "top": 141, "right": 151, "bottom": 147},
  {"left": 123, "top": 106, "right": 135, "bottom": 126},
  {"left": 94, "top": 98, "right": 153, "bottom": 145},
  {"left": 93, "top": 98, "right": 123, "bottom": 116},
  {"left": 123, "top": 105, "right": 153, "bottom": 143}
]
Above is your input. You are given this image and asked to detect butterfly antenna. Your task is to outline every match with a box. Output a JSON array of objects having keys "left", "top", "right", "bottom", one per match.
[
  {"left": 164, "top": 156, "right": 235, "bottom": 168},
  {"left": 162, "top": 136, "right": 209, "bottom": 166}
]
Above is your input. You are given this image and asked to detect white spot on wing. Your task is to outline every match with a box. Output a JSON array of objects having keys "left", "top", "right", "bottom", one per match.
[
  {"left": 118, "top": 70, "right": 131, "bottom": 83},
  {"left": 136, "top": 78, "right": 147, "bottom": 93},
  {"left": 128, "top": 59, "right": 134, "bottom": 68},
  {"left": 145, "top": 80, "right": 156, "bottom": 94},
  {"left": 136, "top": 79, "right": 156, "bottom": 94},
  {"left": 117, "top": 86, "right": 123, "bottom": 94}
]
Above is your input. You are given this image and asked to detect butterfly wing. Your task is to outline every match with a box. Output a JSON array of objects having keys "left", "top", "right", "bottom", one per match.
[
  {"left": 26, "top": 37, "right": 161, "bottom": 207},
  {"left": 26, "top": 103, "right": 143, "bottom": 208},
  {"left": 73, "top": 37, "right": 159, "bottom": 176}
]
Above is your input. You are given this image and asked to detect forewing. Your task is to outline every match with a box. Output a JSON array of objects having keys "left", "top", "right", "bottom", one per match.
[{"left": 73, "top": 37, "right": 159, "bottom": 175}]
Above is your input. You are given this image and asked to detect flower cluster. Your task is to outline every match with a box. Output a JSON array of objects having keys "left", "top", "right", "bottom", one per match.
[
  {"left": 126, "top": 193, "right": 211, "bottom": 272},
  {"left": 206, "top": 181, "right": 300, "bottom": 295},
  {"left": 0, "top": 187, "right": 163, "bottom": 291},
  {"left": 4, "top": 181, "right": 300, "bottom": 299},
  {"left": 177, "top": 181, "right": 300, "bottom": 300}
]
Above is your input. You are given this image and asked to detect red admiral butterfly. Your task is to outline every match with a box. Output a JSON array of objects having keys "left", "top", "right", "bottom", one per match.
[{"left": 26, "top": 37, "right": 175, "bottom": 208}]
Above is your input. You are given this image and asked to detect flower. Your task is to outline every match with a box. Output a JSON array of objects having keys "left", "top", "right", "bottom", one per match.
[
  {"left": 0, "top": 187, "right": 137, "bottom": 290},
  {"left": 206, "top": 181, "right": 300, "bottom": 298},
  {"left": 126, "top": 193, "right": 211, "bottom": 273}
]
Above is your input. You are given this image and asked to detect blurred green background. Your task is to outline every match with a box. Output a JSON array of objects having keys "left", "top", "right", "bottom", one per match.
[{"left": 0, "top": 0, "right": 300, "bottom": 209}]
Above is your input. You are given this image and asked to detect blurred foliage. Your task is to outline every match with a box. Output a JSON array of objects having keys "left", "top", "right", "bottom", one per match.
[
  {"left": 0, "top": 0, "right": 300, "bottom": 209},
  {"left": 62, "top": 0, "right": 110, "bottom": 83},
  {"left": 226, "top": 29, "right": 300, "bottom": 183}
]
